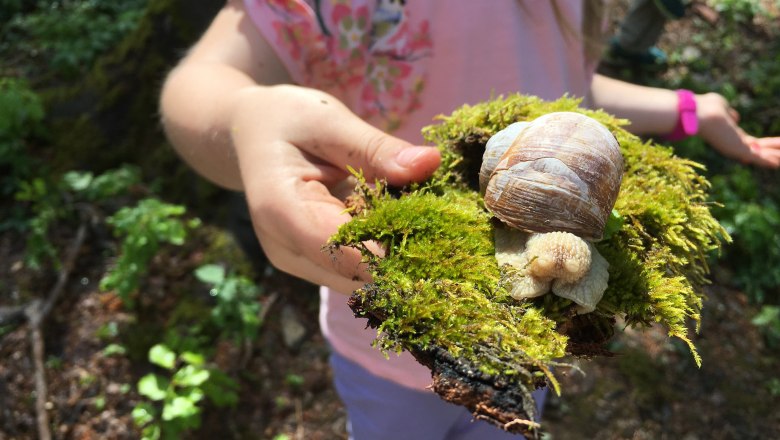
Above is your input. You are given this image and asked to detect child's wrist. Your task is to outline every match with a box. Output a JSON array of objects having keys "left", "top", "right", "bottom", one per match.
[{"left": 664, "top": 89, "right": 699, "bottom": 142}]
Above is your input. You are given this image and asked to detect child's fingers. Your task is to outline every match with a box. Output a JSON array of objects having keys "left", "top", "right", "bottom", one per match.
[
  {"left": 251, "top": 178, "right": 373, "bottom": 292},
  {"left": 749, "top": 138, "right": 780, "bottom": 168}
]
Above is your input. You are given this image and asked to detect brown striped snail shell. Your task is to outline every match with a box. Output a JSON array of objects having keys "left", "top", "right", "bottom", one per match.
[{"left": 482, "top": 112, "right": 623, "bottom": 241}]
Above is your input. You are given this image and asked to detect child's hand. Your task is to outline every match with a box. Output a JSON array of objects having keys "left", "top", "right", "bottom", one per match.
[
  {"left": 230, "top": 85, "right": 441, "bottom": 293},
  {"left": 697, "top": 93, "right": 780, "bottom": 168}
]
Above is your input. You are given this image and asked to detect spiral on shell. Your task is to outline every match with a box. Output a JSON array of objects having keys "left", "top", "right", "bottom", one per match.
[{"left": 481, "top": 112, "right": 623, "bottom": 241}]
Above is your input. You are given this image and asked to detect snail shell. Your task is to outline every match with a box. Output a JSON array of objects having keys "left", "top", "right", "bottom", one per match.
[{"left": 483, "top": 112, "right": 623, "bottom": 241}]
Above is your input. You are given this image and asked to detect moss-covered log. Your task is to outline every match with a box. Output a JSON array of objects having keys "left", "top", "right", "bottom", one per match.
[{"left": 330, "top": 94, "right": 729, "bottom": 436}]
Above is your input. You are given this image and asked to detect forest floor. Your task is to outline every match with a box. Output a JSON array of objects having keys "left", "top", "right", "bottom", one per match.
[{"left": 2, "top": 2, "right": 780, "bottom": 440}]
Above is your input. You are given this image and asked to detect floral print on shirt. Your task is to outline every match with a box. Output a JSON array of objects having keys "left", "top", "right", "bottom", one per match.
[{"left": 260, "top": 0, "right": 432, "bottom": 130}]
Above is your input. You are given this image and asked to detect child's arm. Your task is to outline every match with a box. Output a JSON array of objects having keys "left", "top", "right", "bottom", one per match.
[
  {"left": 590, "top": 74, "right": 780, "bottom": 168},
  {"left": 159, "top": 0, "right": 440, "bottom": 292}
]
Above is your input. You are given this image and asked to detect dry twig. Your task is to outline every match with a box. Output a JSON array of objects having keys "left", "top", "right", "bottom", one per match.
[{"left": 4, "top": 222, "right": 89, "bottom": 440}]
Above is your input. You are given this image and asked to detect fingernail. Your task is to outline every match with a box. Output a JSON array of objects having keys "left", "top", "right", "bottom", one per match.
[
  {"left": 395, "top": 147, "right": 429, "bottom": 168},
  {"left": 749, "top": 141, "right": 761, "bottom": 152}
]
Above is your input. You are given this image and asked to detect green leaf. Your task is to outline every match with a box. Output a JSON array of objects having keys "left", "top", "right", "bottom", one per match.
[
  {"left": 194, "top": 264, "right": 225, "bottom": 286},
  {"left": 86, "top": 166, "right": 141, "bottom": 200},
  {"left": 148, "top": 344, "right": 176, "bottom": 370},
  {"left": 138, "top": 374, "right": 169, "bottom": 401},
  {"left": 180, "top": 351, "right": 205, "bottom": 366},
  {"left": 240, "top": 302, "right": 261, "bottom": 327},
  {"left": 95, "top": 322, "right": 119, "bottom": 340},
  {"left": 101, "top": 343, "right": 127, "bottom": 357},
  {"left": 752, "top": 306, "right": 780, "bottom": 327},
  {"left": 132, "top": 402, "right": 157, "bottom": 427},
  {"left": 62, "top": 171, "right": 93, "bottom": 192},
  {"left": 284, "top": 373, "right": 305, "bottom": 388},
  {"left": 141, "top": 424, "right": 161, "bottom": 440},
  {"left": 219, "top": 278, "right": 237, "bottom": 301},
  {"left": 173, "top": 365, "right": 210, "bottom": 387},
  {"left": 602, "top": 209, "right": 625, "bottom": 240},
  {"left": 162, "top": 396, "right": 200, "bottom": 421}
]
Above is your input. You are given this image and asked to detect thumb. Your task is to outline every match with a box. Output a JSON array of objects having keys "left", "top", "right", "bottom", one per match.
[
  {"left": 293, "top": 97, "right": 441, "bottom": 186},
  {"left": 356, "top": 131, "right": 442, "bottom": 186}
]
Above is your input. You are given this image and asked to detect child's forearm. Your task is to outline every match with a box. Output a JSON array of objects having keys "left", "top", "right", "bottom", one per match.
[
  {"left": 589, "top": 74, "right": 679, "bottom": 136},
  {"left": 159, "top": 0, "right": 292, "bottom": 190},
  {"left": 591, "top": 74, "right": 779, "bottom": 167},
  {"left": 160, "top": 62, "right": 259, "bottom": 190}
]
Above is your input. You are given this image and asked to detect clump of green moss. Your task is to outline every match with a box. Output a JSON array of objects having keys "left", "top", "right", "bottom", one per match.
[
  {"left": 333, "top": 183, "right": 567, "bottom": 377},
  {"left": 331, "top": 94, "right": 728, "bottom": 390}
]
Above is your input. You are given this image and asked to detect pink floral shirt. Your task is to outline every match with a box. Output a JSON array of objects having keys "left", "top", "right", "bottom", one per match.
[
  {"left": 244, "top": 0, "right": 596, "bottom": 390},
  {"left": 245, "top": 0, "right": 433, "bottom": 131}
]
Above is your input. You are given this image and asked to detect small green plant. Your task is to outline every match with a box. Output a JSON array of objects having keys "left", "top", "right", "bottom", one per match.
[
  {"left": 102, "top": 343, "right": 128, "bottom": 357},
  {"left": 1, "top": 0, "right": 147, "bottom": 77},
  {"left": 709, "top": 167, "right": 780, "bottom": 304},
  {"left": 95, "top": 321, "right": 120, "bottom": 340},
  {"left": 133, "top": 343, "right": 238, "bottom": 440},
  {"left": 284, "top": 373, "right": 305, "bottom": 389},
  {"left": 100, "top": 198, "right": 200, "bottom": 305},
  {"left": 752, "top": 305, "right": 780, "bottom": 348},
  {"left": 15, "top": 166, "right": 142, "bottom": 270},
  {"left": 14, "top": 177, "right": 62, "bottom": 269},
  {"left": 0, "top": 77, "right": 45, "bottom": 195},
  {"left": 711, "top": 0, "right": 767, "bottom": 22},
  {"left": 194, "top": 264, "right": 262, "bottom": 343},
  {"left": 127, "top": 261, "right": 261, "bottom": 438}
]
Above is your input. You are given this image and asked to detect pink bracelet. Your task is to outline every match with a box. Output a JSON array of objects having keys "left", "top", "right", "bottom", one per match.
[{"left": 665, "top": 89, "right": 698, "bottom": 142}]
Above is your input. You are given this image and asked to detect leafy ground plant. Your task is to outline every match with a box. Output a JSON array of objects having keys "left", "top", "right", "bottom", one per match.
[
  {"left": 1, "top": 0, "right": 146, "bottom": 78},
  {"left": 708, "top": 167, "right": 780, "bottom": 304},
  {"left": 0, "top": 78, "right": 44, "bottom": 202},
  {"left": 100, "top": 198, "right": 201, "bottom": 306},
  {"left": 194, "top": 264, "right": 263, "bottom": 343},
  {"left": 133, "top": 344, "right": 238, "bottom": 440},
  {"left": 15, "top": 166, "right": 142, "bottom": 270}
]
